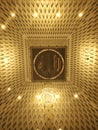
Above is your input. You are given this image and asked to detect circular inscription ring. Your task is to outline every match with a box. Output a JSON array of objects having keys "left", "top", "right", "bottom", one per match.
[{"left": 33, "top": 49, "right": 64, "bottom": 79}]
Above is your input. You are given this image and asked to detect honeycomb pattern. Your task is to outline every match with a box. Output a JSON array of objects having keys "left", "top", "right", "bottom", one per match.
[{"left": 0, "top": 0, "right": 98, "bottom": 130}]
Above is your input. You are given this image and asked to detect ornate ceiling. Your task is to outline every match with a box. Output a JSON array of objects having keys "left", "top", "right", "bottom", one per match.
[{"left": 0, "top": 0, "right": 98, "bottom": 130}]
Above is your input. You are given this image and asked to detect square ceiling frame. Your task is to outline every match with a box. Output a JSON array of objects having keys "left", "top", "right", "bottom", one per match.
[{"left": 23, "top": 34, "right": 72, "bottom": 83}]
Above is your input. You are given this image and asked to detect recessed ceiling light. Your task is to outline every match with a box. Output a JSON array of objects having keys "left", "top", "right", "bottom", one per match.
[
  {"left": 78, "top": 12, "right": 83, "bottom": 17},
  {"left": 4, "top": 57, "right": 8, "bottom": 63},
  {"left": 7, "top": 87, "right": 11, "bottom": 91},
  {"left": 1, "top": 24, "right": 6, "bottom": 30},
  {"left": 33, "top": 12, "right": 38, "bottom": 17},
  {"left": 56, "top": 12, "right": 61, "bottom": 17},
  {"left": 36, "top": 95, "right": 41, "bottom": 100},
  {"left": 55, "top": 94, "right": 60, "bottom": 99},
  {"left": 17, "top": 95, "right": 22, "bottom": 100},
  {"left": 11, "top": 12, "right": 15, "bottom": 17},
  {"left": 59, "top": 128, "right": 62, "bottom": 130},
  {"left": 74, "top": 94, "right": 78, "bottom": 98}
]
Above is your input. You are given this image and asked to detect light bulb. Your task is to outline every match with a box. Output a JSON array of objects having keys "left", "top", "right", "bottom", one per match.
[
  {"left": 7, "top": 87, "right": 11, "bottom": 91},
  {"left": 78, "top": 12, "right": 83, "bottom": 17},
  {"left": 1, "top": 24, "right": 6, "bottom": 30},
  {"left": 33, "top": 12, "right": 38, "bottom": 17},
  {"left": 55, "top": 94, "right": 60, "bottom": 99},
  {"left": 36, "top": 95, "right": 41, "bottom": 100},
  {"left": 4, "top": 57, "right": 8, "bottom": 63},
  {"left": 74, "top": 94, "right": 78, "bottom": 98},
  {"left": 59, "top": 128, "right": 62, "bottom": 130},
  {"left": 56, "top": 12, "right": 61, "bottom": 17},
  {"left": 11, "top": 13, "right": 15, "bottom": 17},
  {"left": 17, "top": 95, "right": 22, "bottom": 100}
]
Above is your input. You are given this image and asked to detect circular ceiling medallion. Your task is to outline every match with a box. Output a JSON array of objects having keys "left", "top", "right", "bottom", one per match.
[{"left": 33, "top": 49, "right": 64, "bottom": 79}]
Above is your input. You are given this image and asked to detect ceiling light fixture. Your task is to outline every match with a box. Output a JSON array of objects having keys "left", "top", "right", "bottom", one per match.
[
  {"left": 78, "top": 12, "right": 83, "bottom": 17},
  {"left": 11, "top": 12, "right": 15, "bottom": 17},
  {"left": 7, "top": 87, "right": 11, "bottom": 91},
  {"left": 56, "top": 12, "right": 61, "bottom": 18},
  {"left": 55, "top": 94, "right": 60, "bottom": 99},
  {"left": 74, "top": 94, "right": 78, "bottom": 98},
  {"left": 4, "top": 57, "right": 8, "bottom": 63},
  {"left": 36, "top": 95, "right": 41, "bottom": 100},
  {"left": 59, "top": 128, "right": 62, "bottom": 130},
  {"left": 17, "top": 95, "right": 22, "bottom": 100},
  {"left": 36, "top": 88, "right": 60, "bottom": 104},
  {"left": 1, "top": 24, "right": 6, "bottom": 30},
  {"left": 33, "top": 12, "right": 38, "bottom": 17}
]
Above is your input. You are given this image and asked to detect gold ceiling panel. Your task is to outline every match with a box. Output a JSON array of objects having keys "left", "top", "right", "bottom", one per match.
[
  {"left": 0, "top": 0, "right": 90, "bottom": 33},
  {"left": 0, "top": 0, "right": 98, "bottom": 130}
]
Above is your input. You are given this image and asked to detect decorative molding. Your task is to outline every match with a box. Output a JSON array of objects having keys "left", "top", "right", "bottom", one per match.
[{"left": 23, "top": 34, "right": 72, "bottom": 82}]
